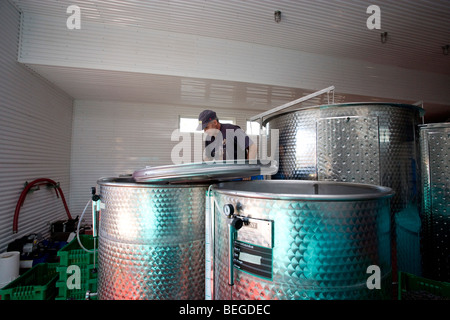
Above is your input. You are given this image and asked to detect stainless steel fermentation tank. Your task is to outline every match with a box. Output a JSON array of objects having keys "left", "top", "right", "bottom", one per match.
[
  {"left": 95, "top": 161, "right": 276, "bottom": 300},
  {"left": 263, "top": 102, "right": 425, "bottom": 276},
  {"left": 419, "top": 123, "right": 450, "bottom": 282},
  {"left": 96, "top": 177, "right": 208, "bottom": 300},
  {"left": 211, "top": 180, "right": 394, "bottom": 300}
]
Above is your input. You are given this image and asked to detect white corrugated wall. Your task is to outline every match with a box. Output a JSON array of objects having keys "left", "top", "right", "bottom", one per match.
[
  {"left": 0, "top": 1, "right": 74, "bottom": 252},
  {"left": 69, "top": 100, "right": 264, "bottom": 221}
]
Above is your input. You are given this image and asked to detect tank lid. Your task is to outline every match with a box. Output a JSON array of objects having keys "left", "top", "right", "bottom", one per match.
[
  {"left": 419, "top": 122, "right": 450, "bottom": 129},
  {"left": 212, "top": 180, "right": 394, "bottom": 201},
  {"left": 131, "top": 160, "right": 278, "bottom": 184},
  {"left": 318, "top": 102, "right": 425, "bottom": 114},
  {"left": 263, "top": 101, "right": 425, "bottom": 124}
]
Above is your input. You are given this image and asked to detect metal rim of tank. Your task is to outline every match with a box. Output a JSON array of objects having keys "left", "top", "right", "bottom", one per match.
[
  {"left": 211, "top": 180, "right": 394, "bottom": 201},
  {"left": 418, "top": 122, "right": 450, "bottom": 129},
  {"left": 96, "top": 176, "right": 210, "bottom": 188},
  {"left": 262, "top": 101, "right": 425, "bottom": 126}
]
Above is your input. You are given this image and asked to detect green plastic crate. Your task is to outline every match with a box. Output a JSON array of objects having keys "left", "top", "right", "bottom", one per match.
[
  {"left": 56, "top": 263, "right": 98, "bottom": 284},
  {"left": 57, "top": 234, "right": 98, "bottom": 266},
  {"left": 55, "top": 277, "right": 98, "bottom": 300},
  {"left": 0, "top": 263, "right": 58, "bottom": 300},
  {"left": 56, "top": 235, "right": 99, "bottom": 300},
  {"left": 398, "top": 272, "right": 450, "bottom": 300},
  {"left": 56, "top": 263, "right": 98, "bottom": 300}
]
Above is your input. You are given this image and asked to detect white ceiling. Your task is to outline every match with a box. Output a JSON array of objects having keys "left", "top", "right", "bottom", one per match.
[
  {"left": 10, "top": 0, "right": 450, "bottom": 121},
  {"left": 25, "top": 63, "right": 393, "bottom": 110}
]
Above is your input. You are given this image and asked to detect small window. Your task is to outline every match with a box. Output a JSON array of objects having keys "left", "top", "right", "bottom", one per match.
[
  {"left": 246, "top": 121, "right": 261, "bottom": 135},
  {"left": 179, "top": 116, "right": 235, "bottom": 133},
  {"left": 179, "top": 117, "right": 201, "bottom": 133}
]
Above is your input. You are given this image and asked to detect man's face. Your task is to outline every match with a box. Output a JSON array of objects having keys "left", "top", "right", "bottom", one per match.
[{"left": 204, "top": 120, "right": 220, "bottom": 136}]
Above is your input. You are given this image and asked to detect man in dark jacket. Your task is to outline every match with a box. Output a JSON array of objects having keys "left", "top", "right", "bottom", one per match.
[{"left": 197, "top": 109, "right": 257, "bottom": 161}]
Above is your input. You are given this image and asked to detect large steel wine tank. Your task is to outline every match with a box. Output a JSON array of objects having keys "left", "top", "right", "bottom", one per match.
[
  {"left": 264, "top": 102, "right": 424, "bottom": 276},
  {"left": 96, "top": 177, "right": 207, "bottom": 300},
  {"left": 419, "top": 122, "right": 450, "bottom": 282},
  {"left": 211, "top": 180, "right": 394, "bottom": 300}
]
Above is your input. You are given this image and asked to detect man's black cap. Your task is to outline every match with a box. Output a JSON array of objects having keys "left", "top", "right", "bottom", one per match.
[{"left": 197, "top": 109, "right": 217, "bottom": 130}]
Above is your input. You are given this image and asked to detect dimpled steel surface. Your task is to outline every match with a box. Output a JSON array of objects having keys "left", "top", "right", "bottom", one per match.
[
  {"left": 212, "top": 180, "right": 393, "bottom": 300},
  {"left": 97, "top": 178, "right": 207, "bottom": 300},
  {"left": 419, "top": 123, "right": 450, "bottom": 282},
  {"left": 264, "top": 103, "right": 424, "bottom": 275}
]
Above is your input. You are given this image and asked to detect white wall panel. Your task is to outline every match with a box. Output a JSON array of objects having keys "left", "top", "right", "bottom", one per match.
[
  {"left": 17, "top": 12, "right": 450, "bottom": 106},
  {"left": 0, "top": 1, "right": 73, "bottom": 253},
  {"left": 69, "top": 100, "right": 264, "bottom": 222}
]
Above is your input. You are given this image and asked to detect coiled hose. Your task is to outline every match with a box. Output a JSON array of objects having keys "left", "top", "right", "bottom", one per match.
[{"left": 13, "top": 178, "right": 72, "bottom": 233}]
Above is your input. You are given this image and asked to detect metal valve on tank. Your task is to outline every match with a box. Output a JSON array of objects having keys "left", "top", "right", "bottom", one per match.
[{"left": 223, "top": 204, "right": 244, "bottom": 286}]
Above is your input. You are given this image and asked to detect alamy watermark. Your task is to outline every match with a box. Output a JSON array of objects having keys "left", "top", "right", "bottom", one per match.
[
  {"left": 66, "top": 4, "right": 381, "bottom": 30},
  {"left": 66, "top": 5, "right": 81, "bottom": 30},
  {"left": 170, "top": 128, "right": 279, "bottom": 175},
  {"left": 64, "top": 263, "right": 383, "bottom": 293},
  {"left": 366, "top": 265, "right": 381, "bottom": 289},
  {"left": 366, "top": 5, "right": 381, "bottom": 30},
  {"left": 66, "top": 265, "right": 81, "bottom": 290}
]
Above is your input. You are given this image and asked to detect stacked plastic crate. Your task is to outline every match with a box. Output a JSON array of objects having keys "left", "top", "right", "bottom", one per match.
[
  {"left": 55, "top": 235, "right": 98, "bottom": 300},
  {"left": 398, "top": 272, "right": 450, "bottom": 300},
  {"left": 0, "top": 263, "right": 59, "bottom": 300}
]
